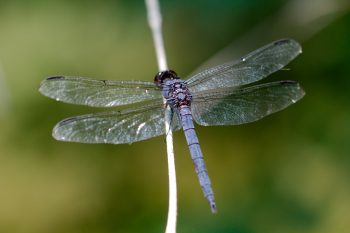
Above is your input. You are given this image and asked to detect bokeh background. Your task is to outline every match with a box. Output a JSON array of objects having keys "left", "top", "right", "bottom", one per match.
[{"left": 0, "top": 0, "right": 349, "bottom": 232}]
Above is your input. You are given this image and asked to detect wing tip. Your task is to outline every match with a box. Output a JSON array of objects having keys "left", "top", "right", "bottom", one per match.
[
  {"left": 280, "top": 80, "right": 306, "bottom": 101},
  {"left": 46, "top": 75, "right": 65, "bottom": 80},
  {"left": 52, "top": 118, "right": 73, "bottom": 141},
  {"left": 273, "top": 38, "right": 293, "bottom": 45},
  {"left": 274, "top": 38, "right": 302, "bottom": 54},
  {"left": 39, "top": 76, "right": 65, "bottom": 94},
  {"left": 280, "top": 80, "right": 297, "bottom": 85},
  {"left": 52, "top": 127, "right": 65, "bottom": 142}
]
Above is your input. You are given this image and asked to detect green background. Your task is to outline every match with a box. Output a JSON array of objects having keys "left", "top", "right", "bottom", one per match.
[{"left": 0, "top": 0, "right": 349, "bottom": 232}]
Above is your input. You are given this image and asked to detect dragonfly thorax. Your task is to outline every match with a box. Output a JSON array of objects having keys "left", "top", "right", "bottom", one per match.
[
  {"left": 165, "top": 80, "right": 192, "bottom": 108},
  {"left": 154, "top": 70, "right": 192, "bottom": 108}
]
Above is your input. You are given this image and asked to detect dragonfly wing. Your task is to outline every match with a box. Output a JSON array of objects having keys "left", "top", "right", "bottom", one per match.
[
  {"left": 186, "top": 39, "right": 302, "bottom": 92},
  {"left": 53, "top": 100, "right": 182, "bottom": 144},
  {"left": 39, "top": 76, "right": 162, "bottom": 107},
  {"left": 191, "top": 80, "right": 305, "bottom": 126}
]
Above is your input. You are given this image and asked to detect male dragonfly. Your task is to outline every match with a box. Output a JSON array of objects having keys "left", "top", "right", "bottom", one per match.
[{"left": 39, "top": 39, "right": 305, "bottom": 213}]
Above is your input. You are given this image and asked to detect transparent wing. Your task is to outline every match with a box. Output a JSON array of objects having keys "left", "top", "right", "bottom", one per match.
[
  {"left": 186, "top": 39, "right": 302, "bottom": 92},
  {"left": 191, "top": 80, "right": 305, "bottom": 126},
  {"left": 53, "top": 100, "right": 182, "bottom": 144},
  {"left": 39, "top": 76, "right": 162, "bottom": 107}
]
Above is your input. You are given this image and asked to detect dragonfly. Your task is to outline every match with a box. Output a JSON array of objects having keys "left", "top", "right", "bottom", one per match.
[{"left": 39, "top": 38, "right": 305, "bottom": 213}]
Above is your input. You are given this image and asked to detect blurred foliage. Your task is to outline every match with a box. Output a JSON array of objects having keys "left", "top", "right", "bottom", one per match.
[{"left": 0, "top": 0, "right": 349, "bottom": 233}]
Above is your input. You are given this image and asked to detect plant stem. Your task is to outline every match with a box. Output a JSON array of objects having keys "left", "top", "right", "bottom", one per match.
[{"left": 145, "top": 1, "right": 177, "bottom": 233}]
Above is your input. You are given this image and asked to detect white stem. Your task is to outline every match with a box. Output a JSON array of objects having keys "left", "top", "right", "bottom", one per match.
[
  {"left": 145, "top": 1, "right": 177, "bottom": 233},
  {"left": 145, "top": 0, "right": 168, "bottom": 71}
]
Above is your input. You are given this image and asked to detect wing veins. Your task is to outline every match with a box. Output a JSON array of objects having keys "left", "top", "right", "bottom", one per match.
[
  {"left": 39, "top": 76, "right": 162, "bottom": 107},
  {"left": 191, "top": 80, "right": 305, "bottom": 126},
  {"left": 185, "top": 39, "right": 302, "bottom": 92}
]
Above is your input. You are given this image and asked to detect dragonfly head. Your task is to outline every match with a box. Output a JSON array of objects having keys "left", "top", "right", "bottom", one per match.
[{"left": 154, "top": 70, "right": 179, "bottom": 87}]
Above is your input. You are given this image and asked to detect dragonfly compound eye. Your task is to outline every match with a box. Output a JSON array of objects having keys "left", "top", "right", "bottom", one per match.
[{"left": 154, "top": 70, "right": 178, "bottom": 86}]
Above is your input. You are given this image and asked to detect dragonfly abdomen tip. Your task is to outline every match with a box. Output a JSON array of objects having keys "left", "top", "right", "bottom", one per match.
[{"left": 211, "top": 203, "right": 217, "bottom": 214}]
